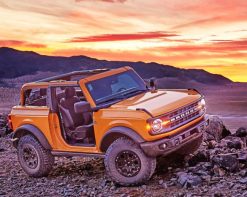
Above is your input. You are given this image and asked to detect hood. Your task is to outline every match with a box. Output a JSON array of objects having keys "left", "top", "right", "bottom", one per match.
[{"left": 110, "top": 89, "right": 202, "bottom": 117}]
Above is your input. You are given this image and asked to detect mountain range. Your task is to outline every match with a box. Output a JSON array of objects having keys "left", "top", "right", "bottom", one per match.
[{"left": 0, "top": 47, "right": 232, "bottom": 87}]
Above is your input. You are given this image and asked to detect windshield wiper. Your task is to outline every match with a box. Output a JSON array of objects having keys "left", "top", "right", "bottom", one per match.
[
  {"left": 122, "top": 88, "right": 147, "bottom": 97},
  {"left": 96, "top": 87, "right": 136, "bottom": 104}
]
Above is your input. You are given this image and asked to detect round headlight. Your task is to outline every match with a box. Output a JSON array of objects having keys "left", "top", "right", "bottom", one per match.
[
  {"left": 151, "top": 119, "right": 163, "bottom": 133},
  {"left": 200, "top": 98, "right": 206, "bottom": 107}
]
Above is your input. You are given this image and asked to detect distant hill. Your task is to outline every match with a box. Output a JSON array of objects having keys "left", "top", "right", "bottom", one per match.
[{"left": 0, "top": 47, "right": 232, "bottom": 86}]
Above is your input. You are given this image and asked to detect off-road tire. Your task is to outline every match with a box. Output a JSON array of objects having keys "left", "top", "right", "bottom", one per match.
[
  {"left": 104, "top": 137, "right": 156, "bottom": 186},
  {"left": 17, "top": 135, "right": 54, "bottom": 177}
]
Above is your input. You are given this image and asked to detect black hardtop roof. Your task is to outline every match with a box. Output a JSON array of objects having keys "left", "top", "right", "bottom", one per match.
[{"left": 35, "top": 68, "right": 110, "bottom": 83}]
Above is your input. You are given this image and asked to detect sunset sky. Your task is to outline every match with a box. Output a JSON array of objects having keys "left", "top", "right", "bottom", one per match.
[{"left": 0, "top": 0, "right": 247, "bottom": 82}]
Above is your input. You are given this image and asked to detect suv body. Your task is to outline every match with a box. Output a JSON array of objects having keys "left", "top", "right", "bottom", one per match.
[{"left": 9, "top": 66, "right": 208, "bottom": 185}]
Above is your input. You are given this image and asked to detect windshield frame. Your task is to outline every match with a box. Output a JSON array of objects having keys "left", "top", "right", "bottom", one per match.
[{"left": 79, "top": 67, "right": 147, "bottom": 107}]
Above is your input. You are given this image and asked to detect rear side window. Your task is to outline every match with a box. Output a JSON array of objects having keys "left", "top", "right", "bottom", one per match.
[{"left": 24, "top": 88, "right": 47, "bottom": 106}]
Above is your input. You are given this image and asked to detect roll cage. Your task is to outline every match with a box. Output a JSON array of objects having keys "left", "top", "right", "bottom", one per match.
[{"left": 35, "top": 68, "right": 110, "bottom": 82}]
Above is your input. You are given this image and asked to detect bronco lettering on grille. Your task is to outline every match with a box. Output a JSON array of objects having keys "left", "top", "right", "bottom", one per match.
[{"left": 170, "top": 107, "right": 197, "bottom": 122}]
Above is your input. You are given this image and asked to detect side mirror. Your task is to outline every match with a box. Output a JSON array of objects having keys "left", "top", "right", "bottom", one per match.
[
  {"left": 149, "top": 78, "right": 157, "bottom": 93},
  {"left": 74, "top": 101, "right": 91, "bottom": 113}
]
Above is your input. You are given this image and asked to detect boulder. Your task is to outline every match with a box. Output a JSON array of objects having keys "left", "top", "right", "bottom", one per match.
[
  {"left": 235, "top": 127, "right": 247, "bottom": 137},
  {"left": 177, "top": 172, "right": 202, "bottom": 188},
  {"left": 188, "top": 150, "right": 210, "bottom": 166},
  {"left": 220, "top": 136, "right": 244, "bottom": 149},
  {"left": 212, "top": 154, "right": 239, "bottom": 172},
  {"left": 204, "top": 116, "right": 231, "bottom": 142}
]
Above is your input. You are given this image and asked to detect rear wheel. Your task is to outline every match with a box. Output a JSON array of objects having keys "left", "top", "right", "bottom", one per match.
[
  {"left": 104, "top": 137, "right": 156, "bottom": 186},
  {"left": 17, "top": 135, "right": 54, "bottom": 177}
]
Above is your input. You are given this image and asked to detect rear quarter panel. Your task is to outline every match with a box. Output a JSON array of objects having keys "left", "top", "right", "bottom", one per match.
[{"left": 10, "top": 106, "right": 54, "bottom": 147}]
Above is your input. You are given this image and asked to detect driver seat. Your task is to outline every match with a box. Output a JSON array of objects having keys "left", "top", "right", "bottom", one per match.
[{"left": 58, "top": 87, "right": 93, "bottom": 142}]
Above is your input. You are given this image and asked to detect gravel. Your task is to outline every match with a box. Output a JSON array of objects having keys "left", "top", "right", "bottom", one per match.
[{"left": 1, "top": 114, "right": 247, "bottom": 196}]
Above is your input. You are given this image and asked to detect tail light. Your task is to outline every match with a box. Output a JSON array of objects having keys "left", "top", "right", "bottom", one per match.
[{"left": 8, "top": 114, "right": 13, "bottom": 130}]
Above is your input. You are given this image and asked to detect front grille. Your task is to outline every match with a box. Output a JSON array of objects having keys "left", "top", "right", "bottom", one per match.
[
  {"left": 161, "top": 100, "right": 205, "bottom": 132},
  {"left": 169, "top": 102, "right": 202, "bottom": 128}
]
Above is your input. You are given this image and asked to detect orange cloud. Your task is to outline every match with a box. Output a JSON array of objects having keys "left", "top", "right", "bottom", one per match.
[
  {"left": 171, "top": 1, "right": 247, "bottom": 29},
  {"left": 68, "top": 32, "right": 178, "bottom": 42},
  {"left": 0, "top": 40, "right": 46, "bottom": 48},
  {"left": 151, "top": 39, "right": 247, "bottom": 54},
  {"left": 75, "top": 0, "right": 127, "bottom": 3},
  {"left": 173, "top": 15, "right": 247, "bottom": 29}
]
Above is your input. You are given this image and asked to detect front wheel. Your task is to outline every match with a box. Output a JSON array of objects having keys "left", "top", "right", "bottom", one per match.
[
  {"left": 104, "top": 137, "right": 156, "bottom": 186},
  {"left": 17, "top": 135, "right": 54, "bottom": 177}
]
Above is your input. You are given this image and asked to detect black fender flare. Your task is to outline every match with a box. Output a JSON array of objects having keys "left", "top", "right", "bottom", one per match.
[
  {"left": 13, "top": 124, "right": 51, "bottom": 150},
  {"left": 100, "top": 126, "right": 145, "bottom": 152}
]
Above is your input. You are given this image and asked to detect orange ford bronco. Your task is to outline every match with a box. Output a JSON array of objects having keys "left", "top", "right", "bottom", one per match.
[{"left": 9, "top": 66, "right": 208, "bottom": 185}]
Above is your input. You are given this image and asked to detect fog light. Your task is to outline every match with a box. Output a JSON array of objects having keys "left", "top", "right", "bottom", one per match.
[
  {"left": 159, "top": 143, "right": 167, "bottom": 150},
  {"left": 174, "top": 139, "right": 180, "bottom": 146}
]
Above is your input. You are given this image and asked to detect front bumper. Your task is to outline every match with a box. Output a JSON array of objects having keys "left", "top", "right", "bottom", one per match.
[{"left": 140, "top": 117, "right": 209, "bottom": 157}]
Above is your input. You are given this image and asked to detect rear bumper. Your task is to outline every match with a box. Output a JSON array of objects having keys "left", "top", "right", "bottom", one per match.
[{"left": 140, "top": 116, "right": 209, "bottom": 157}]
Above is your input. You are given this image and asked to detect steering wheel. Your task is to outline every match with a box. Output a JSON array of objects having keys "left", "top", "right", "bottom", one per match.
[{"left": 117, "top": 87, "right": 127, "bottom": 92}]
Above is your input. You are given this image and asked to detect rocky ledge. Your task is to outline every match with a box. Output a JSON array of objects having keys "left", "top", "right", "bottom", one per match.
[{"left": 0, "top": 115, "right": 247, "bottom": 196}]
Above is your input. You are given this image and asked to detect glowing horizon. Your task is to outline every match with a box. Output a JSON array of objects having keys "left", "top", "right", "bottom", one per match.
[{"left": 0, "top": 0, "right": 247, "bottom": 82}]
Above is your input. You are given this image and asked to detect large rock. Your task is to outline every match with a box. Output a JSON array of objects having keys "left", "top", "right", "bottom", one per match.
[
  {"left": 235, "top": 127, "right": 247, "bottom": 137},
  {"left": 220, "top": 136, "right": 245, "bottom": 149},
  {"left": 204, "top": 116, "right": 231, "bottom": 142},
  {"left": 177, "top": 172, "right": 202, "bottom": 188},
  {"left": 212, "top": 154, "right": 239, "bottom": 172},
  {"left": 187, "top": 150, "right": 210, "bottom": 166}
]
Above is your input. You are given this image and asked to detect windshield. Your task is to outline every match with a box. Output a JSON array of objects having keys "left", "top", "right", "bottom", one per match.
[{"left": 86, "top": 70, "right": 147, "bottom": 105}]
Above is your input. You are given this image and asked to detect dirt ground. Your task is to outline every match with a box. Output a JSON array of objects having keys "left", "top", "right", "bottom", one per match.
[{"left": 1, "top": 134, "right": 247, "bottom": 197}]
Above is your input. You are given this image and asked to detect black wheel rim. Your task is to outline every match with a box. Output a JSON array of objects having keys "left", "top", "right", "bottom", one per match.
[
  {"left": 22, "top": 144, "right": 39, "bottom": 169},
  {"left": 115, "top": 150, "right": 141, "bottom": 177}
]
